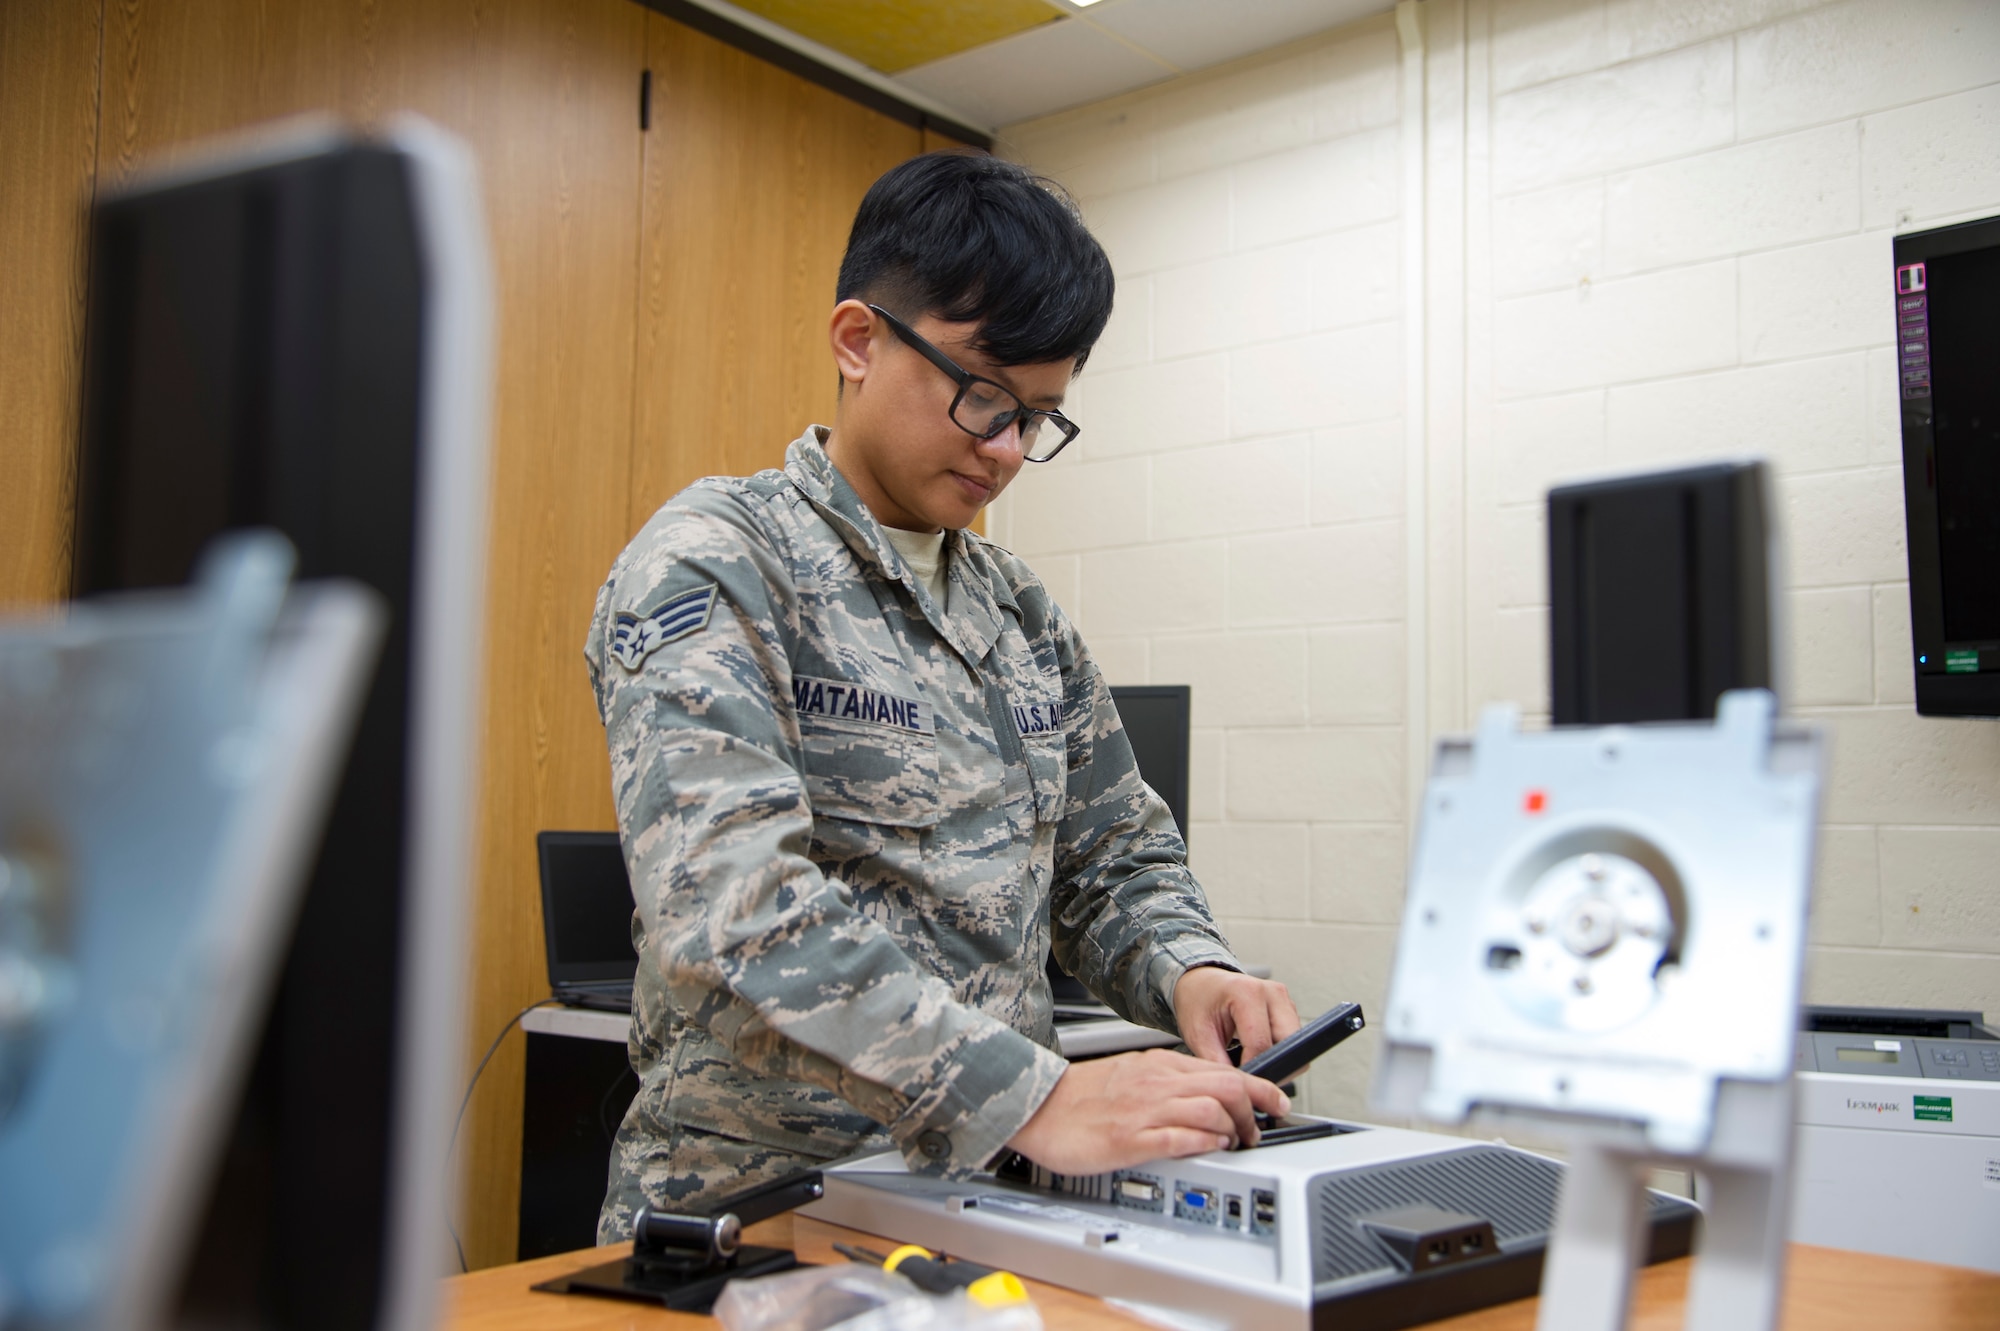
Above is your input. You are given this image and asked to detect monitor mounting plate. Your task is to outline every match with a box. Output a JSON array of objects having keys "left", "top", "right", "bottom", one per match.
[{"left": 1374, "top": 690, "right": 1823, "bottom": 1331}]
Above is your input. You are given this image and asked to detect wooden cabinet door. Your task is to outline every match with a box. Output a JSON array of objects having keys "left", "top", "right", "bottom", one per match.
[
  {"left": 628, "top": 13, "right": 922, "bottom": 525},
  {"left": 0, "top": 0, "right": 103, "bottom": 607},
  {"left": 0, "top": 0, "right": 965, "bottom": 1274}
]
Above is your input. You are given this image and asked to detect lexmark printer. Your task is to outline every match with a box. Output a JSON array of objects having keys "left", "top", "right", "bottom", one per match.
[{"left": 1792, "top": 1006, "right": 2000, "bottom": 1272}]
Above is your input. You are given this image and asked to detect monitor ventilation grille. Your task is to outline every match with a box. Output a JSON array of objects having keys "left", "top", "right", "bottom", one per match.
[{"left": 1309, "top": 1146, "right": 1565, "bottom": 1285}]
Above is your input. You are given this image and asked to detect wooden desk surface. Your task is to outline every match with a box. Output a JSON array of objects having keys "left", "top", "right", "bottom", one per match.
[
  {"left": 441, "top": 1217, "right": 1145, "bottom": 1331},
  {"left": 443, "top": 1219, "right": 2000, "bottom": 1331}
]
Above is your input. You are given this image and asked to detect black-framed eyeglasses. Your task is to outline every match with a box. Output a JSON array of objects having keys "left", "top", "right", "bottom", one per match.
[{"left": 869, "top": 305, "right": 1081, "bottom": 463}]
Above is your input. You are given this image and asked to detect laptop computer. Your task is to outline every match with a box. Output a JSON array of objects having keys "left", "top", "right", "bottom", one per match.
[{"left": 536, "top": 830, "right": 639, "bottom": 1011}]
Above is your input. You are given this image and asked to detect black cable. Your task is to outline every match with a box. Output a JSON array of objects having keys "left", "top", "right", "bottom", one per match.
[{"left": 445, "top": 997, "right": 560, "bottom": 1272}]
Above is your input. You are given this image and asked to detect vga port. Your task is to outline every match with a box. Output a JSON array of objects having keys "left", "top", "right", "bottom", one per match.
[{"left": 1174, "top": 1184, "right": 1219, "bottom": 1224}]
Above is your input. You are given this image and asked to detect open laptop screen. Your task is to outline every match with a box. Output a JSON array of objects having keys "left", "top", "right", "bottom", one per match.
[{"left": 536, "top": 831, "right": 639, "bottom": 987}]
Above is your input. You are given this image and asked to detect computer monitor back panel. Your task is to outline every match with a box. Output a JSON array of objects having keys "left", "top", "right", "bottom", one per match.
[
  {"left": 70, "top": 118, "right": 492, "bottom": 1331},
  {"left": 1893, "top": 214, "right": 2000, "bottom": 717},
  {"left": 1548, "top": 462, "right": 1774, "bottom": 726}
]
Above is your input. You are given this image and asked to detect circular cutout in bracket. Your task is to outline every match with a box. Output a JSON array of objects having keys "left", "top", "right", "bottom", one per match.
[{"left": 1482, "top": 828, "right": 1686, "bottom": 1035}]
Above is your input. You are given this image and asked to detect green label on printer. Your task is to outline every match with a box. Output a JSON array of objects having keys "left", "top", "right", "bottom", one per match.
[
  {"left": 1914, "top": 1095, "right": 1953, "bottom": 1123},
  {"left": 1944, "top": 650, "right": 1980, "bottom": 674}
]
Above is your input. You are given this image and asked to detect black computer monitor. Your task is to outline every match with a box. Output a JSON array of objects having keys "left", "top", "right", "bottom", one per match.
[
  {"left": 1109, "top": 685, "right": 1192, "bottom": 843},
  {"left": 70, "top": 120, "right": 491, "bottom": 1330},
  {"left": 1891, "top": 214, "right": 2000, "bottom": 717},
  {"left": 1047, "top": 685, "right": 1192, "bottom": 1004},
  {"left": 1547, "top": 462, "right": 1774, "bottom": 726}
]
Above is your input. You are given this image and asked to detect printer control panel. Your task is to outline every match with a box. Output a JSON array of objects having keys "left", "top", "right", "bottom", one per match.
[
  {"left": 1799, "top": 1032, "right": 2000, "bottom": 1080},
  {"left": 1917, "top": 1040, "right": 2000, "bottom": 1080}
]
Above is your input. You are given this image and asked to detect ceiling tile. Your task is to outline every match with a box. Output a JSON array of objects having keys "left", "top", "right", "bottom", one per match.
[{"left": 894, "top": 16, "right": 1178, "bottom": 127}]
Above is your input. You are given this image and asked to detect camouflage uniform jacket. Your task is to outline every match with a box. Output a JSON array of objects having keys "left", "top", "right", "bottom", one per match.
[{"left": 584, "top": 427, "right": 1241, "bottom": 1229}]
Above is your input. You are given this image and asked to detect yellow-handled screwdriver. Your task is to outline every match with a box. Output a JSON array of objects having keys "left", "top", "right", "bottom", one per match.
[{"left": 832, "top": 1242, "right": 1029, "bottom": 1308}]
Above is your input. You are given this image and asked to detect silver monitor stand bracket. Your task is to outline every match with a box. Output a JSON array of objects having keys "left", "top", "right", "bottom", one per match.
[
  {"left": 0, "top": 535, "right": 382, "bottom": 1327},
  {"left": 1374, "top": 690, "right": 1822, "bottom": 1331}
]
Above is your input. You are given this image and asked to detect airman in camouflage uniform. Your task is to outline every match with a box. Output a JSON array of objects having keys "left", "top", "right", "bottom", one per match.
[
  {"left": 586, "top": 426, "right": 1244, "bottom": 1238},
  {"left": 584, "top": 149, "right": 1297, "bottom": 1239}
]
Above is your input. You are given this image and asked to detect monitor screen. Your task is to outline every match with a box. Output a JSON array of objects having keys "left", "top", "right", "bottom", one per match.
[
  {"left": 1923, "top": 245, "right": 2000, "bottom": 645},
  {"left": 1893, "top": 212, "right": 2000, "bottom": 716}
]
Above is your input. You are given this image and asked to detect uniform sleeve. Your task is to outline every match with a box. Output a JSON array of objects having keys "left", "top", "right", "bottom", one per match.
[
  {"left": 588, "top": 494, "right": 1065, "bottom": 1179},
  {"left": 1038, "top": 598, "right": 1244, "bottom": 1034}
]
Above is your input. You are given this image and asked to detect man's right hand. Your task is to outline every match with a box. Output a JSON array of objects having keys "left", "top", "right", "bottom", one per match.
[{"left": 1004, "top": 1048, "right": 1292, "bottom": 1177}]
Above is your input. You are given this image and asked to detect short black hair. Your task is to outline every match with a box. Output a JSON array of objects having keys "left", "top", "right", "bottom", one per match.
[{"left": 836, "top": 150, "right": 1114, "bottom": 370}]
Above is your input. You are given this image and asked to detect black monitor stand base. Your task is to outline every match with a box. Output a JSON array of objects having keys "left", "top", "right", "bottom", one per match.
[
  {"left": 532, "top": 1168, "right": 824, "bottom": 1313},
  {"left": 533, "top": 1245, "right": 800, "bottom": 1313}
]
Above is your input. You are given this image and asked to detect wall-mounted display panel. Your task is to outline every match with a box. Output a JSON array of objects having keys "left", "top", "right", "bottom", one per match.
[{"left": 1894, "top": 214, "right": 2000, "bottom": 718}]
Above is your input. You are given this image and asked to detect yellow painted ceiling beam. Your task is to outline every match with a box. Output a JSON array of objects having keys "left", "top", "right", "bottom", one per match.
[{"left": 728, "top": 0, "right": 1068, "bottom": 74}]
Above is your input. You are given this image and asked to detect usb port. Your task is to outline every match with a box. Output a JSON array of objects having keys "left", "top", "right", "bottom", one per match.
[
  {"left": 1224, "top": 1195, "right": 1244, "bottom": 1227},
  {"left": 1251, "top": 1188, "right": 1277, "bottom": 1236}
]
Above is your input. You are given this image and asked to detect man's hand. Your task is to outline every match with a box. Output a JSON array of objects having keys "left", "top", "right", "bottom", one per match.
[
  {"left": 1005, "top": 1048, "right": 1291, "bottom": 1176},
  {"left": 1173, "top": 965, "right": 1300, "bottom": 1066}
]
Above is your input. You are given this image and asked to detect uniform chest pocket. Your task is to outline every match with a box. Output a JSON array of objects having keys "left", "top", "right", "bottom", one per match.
[
  {"left": 799, "top": 715, "right": 942, "bottom": 829},
  {"left": 1022, "top": 732, "right": 1068, "bottom": 827},
  {"left": 1007, "top": 690, "right": 1069, "bottom": 827}
]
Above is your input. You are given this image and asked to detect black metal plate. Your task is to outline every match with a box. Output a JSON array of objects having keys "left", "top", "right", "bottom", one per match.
[{"left": 533, "top": 1245, "right": 800, "bottom": 1313}]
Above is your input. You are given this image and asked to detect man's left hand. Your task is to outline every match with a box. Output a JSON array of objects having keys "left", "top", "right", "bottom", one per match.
[{"left": 1172, "top": 965, "right": 1300, "bottom": 1067}]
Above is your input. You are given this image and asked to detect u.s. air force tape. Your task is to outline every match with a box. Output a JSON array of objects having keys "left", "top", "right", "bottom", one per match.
[
  {"left": 1012, "top": 698, "right": 1064, "bottom": 736},
  {"left": 792, "top": 674, "right": 932, "bottom": 734},
  {"left": 609, "top": 583, "right": 718, "bottom": 669}
]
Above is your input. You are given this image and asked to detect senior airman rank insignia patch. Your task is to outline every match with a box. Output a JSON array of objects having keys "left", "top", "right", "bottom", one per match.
[{"left": 609, "top": 583, "right": 718, "bottom": 670}]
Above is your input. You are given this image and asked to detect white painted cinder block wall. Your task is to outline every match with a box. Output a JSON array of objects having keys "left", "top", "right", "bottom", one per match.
[{"left": 989, "top": 0, "right": 2000, "bottom": 1122}]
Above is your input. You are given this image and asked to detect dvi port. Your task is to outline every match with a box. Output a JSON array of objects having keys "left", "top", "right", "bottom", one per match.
[{"left": 1112, "top": 1173, "right": 1165, "bottom": 1211}]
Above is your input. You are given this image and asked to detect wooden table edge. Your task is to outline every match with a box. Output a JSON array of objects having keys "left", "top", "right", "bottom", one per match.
[{"left": 441, "top": 1220, "right": 2000, "bottom": 1331}]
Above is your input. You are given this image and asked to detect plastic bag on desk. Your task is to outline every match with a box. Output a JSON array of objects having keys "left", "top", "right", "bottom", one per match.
[
  {"left": 713, "top": 1263, "right": 1043, "bottom": 1331},
  {"left": 713, "top": 1265, "right": 913, "bottom": 1331},
  {"left": 830, "top": 1292, "right": 1042, "bottom": 1331}
]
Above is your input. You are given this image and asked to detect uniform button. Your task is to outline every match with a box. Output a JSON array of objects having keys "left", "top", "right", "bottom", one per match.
[{"left": 917, "top": 1130, "right": 951, "bottom": 1160}]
